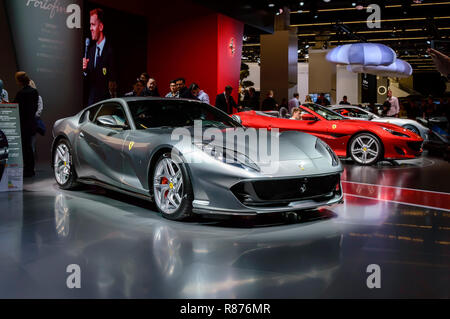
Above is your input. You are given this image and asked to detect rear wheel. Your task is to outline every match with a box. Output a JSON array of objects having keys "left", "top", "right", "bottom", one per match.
[
  {"left": 53, "top": 138, "right": 78, "bottom": 190},
  {"left": 349, "top": 133, "right": 382, "bottom": 165},
  {"left": 152, "top": 153, "right": 193, "bottom": 221}
]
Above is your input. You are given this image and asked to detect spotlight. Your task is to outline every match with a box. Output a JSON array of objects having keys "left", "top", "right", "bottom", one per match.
[
  {"left": 305, "top": 44, "right": 310, "bottom": 49},
  {"left": 427, "top": 40, "right": 431, "bottom": 44},
  {"left": 299, "top": 2, "right": 304, "bottom": 6},
  {"left": 268, "top": 3, "right": 275, "bottom": 7},
  {"left": 352, "top": 3, "right": 356, "bottom": 7},
  {"left": 323, "top": 0, "right": 331, "bottom": 2}
]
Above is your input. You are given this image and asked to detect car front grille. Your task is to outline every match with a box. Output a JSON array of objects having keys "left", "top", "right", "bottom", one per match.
[
  {"left": 407, "top": 141, "right": 423, "bottom": 152},
  {"left": 231, "top": 174, "right": 341, "bottom": 207}
]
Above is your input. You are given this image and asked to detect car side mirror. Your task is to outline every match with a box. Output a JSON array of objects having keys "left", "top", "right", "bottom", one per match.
[
  {"left": 301, "top": 113, "right": 318, "bottom": 121},
  {"left": 231, "top": 115, "right": 242, "bottom": 124},
  {"left": 97, "top": 115, "right": 127, "bottom": 129}
]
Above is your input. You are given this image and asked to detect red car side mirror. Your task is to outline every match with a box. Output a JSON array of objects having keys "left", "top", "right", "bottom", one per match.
[{"left": 301, "top": 113, "right": 317, "bottom": 121}]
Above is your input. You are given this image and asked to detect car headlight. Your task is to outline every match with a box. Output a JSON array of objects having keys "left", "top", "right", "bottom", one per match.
[
  {"left": 194, "top": 142, "right": 260, "bottom": 172},
  {"left": 382, "top": 127, "right": 410, "bottom": 138},
  {"left": 315, "top": 138, "right": 339, "bottom": 166}
]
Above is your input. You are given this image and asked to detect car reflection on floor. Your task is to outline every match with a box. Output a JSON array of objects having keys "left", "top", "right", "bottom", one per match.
[{"left": 0, "top": 156, "right": 448, "bottom": 298}]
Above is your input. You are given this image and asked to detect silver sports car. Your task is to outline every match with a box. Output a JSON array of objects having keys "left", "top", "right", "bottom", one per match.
[
  {"left": 52, "top": 97, "right": 343, "bottom": 221},
  {"left": 330, "top": 105, "right": 430, "bottom": 141}
]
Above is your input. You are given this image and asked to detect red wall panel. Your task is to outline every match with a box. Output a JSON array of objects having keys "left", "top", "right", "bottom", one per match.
[
  {"left": 217, "top": 14, "right": 244, "bottom": 103},
  {"left": 146, "top": 2, "right": 218, "bottom": 99}
]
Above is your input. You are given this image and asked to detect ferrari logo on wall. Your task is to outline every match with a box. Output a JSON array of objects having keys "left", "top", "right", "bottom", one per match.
[{"left": 229, "top": 38, "right": 236, "bottom": 55}]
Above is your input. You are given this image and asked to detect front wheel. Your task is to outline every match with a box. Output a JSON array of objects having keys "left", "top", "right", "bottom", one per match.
[
  {"left": 152, "top": 153, "right": 193, "bottom": 221},
  {"left": 349, "top": 133, "right": 382, "bottom": 165},
  {"left": 53, "top": 138, "right": 78, "bottom": 189}
]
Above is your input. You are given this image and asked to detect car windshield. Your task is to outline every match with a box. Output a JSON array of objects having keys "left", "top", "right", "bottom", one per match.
[
  {"left": 302, "top": 103, "right": 345, "bottom": 120},
  {"left": 127, "top": 100, "right": 242, "bottom": 130}
]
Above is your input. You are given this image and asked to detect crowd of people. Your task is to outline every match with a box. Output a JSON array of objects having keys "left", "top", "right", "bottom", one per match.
[{"left": 119, "top": 72, "right": 241, "bottom": 114}]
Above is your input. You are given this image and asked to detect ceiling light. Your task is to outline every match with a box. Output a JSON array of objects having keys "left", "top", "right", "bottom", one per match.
[
  {"left": 300, "top": 2, "right": 304, "bottom": 6},
  {"left": 352, "top": 3, "right": 356, "bottom": 7},
  {"left": 268, "top": 3, "right": 275, "bottom": 8}
]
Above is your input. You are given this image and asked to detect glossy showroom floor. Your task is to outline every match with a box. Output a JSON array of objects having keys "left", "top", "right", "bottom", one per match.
[{"left": 0, "top": 155, "right": 449, "bottom": 299}]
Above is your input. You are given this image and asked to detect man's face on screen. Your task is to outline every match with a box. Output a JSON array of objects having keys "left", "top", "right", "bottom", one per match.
[{"left": 90, "top": 14, "right": 103, "bottom": 42}]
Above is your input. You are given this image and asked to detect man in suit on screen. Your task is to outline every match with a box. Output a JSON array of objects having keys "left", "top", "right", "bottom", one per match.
[{"left": 82, "top": 8, "right": 117, "bottom": 105}]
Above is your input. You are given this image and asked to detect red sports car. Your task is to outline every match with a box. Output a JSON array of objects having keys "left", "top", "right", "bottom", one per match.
[{"left": 235, "top": 103, "right": 423, "bottom": 165}]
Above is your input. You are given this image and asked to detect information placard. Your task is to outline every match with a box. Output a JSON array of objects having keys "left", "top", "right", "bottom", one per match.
[{"left": 0, "top": 104, "right": 23, "bottom": 192}]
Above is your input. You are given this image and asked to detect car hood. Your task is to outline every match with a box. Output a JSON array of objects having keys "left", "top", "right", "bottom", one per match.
[{"left": 192, "top": 128, "right": 339, "bottom": 175}]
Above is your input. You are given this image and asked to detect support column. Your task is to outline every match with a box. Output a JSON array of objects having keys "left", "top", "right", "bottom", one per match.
[
  {"left": 308, "top": 49, "right": 336, "bottom": 104},
  {"left": 260, "top": 8, "right": 298, "bottom": 107}
]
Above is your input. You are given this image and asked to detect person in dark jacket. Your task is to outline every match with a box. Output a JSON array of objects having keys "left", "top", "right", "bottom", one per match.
[
  {"left": 14, "top": 71, "right": 38, "bottom": 177},
  {"left": 82, "top": 8, "right": 117, "bottom": 105},
  {"left": 247, "top": 87, "right": 259, "bottom": 110},
  {"left": 215, "top": 86, "right": 237, "bottom": 114},
  {"left": 261, "top": 90, "right": 278, "bottom": 111},
  {"left": 176, "top": 78, "right": 192, "bottom": 99},
  {"left": 143, "top": 78, "right": 160, "bottom": 97}
]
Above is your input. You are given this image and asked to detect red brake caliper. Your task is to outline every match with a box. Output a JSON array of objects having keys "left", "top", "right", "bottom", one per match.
[{"left": 161, "top": 177, "right": 169, "bottom": 198}]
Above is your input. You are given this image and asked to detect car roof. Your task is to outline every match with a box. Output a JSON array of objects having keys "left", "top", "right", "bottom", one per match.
[{"left": 87, "top": 97, "right": 204, "bottom": 108}]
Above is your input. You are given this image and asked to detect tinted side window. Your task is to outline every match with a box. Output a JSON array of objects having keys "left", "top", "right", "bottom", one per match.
[{"left": 88, "top": 105, "right": 101, "bottom": 122}]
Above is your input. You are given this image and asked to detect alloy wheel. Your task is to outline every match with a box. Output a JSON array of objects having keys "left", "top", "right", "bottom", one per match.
[
  {"left": 350, "top": 134, "right": 380, "bottom": 165},
  {"left": 54, "top": 143, "right": 72, "bottom": 185},
  {"left": 153, "top": 157, "right": 184, "bottom": 215}
]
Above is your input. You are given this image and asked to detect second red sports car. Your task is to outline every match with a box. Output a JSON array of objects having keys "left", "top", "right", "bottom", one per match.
[{"left": 235, "top": 103, "right": 423, "bottom": 165}]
